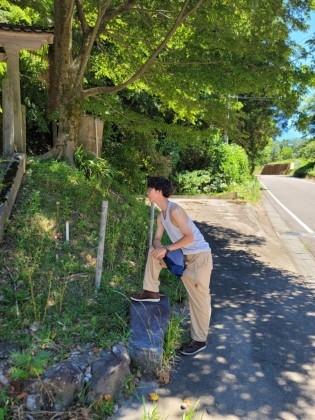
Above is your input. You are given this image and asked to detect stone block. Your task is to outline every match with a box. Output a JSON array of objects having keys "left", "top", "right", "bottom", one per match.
[
  {"left": 87, "top": 343, "right": 130, "bottom": 402},
  {"left": 128, "top": 296, "right": 171, "bottom": 375},
  {"left": 27, "top": 362, "right": 84, "bottom": 411}
]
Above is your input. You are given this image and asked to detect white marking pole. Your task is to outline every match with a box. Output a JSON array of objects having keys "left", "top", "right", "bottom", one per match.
[
  {"left": 148, "top": 203, "right": 155, "bottom": 247},
  {"left": 260, "top": 180, "right": 314, "bottom": 234},
  {"left": 66, "top": 221, "right": 70, "bottom": 241},
  {"left": 95, "top": 200, "right": 109, "bottom": 290}
]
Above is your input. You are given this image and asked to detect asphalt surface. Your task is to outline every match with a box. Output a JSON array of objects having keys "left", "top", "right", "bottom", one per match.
[
  {"left": 259, "top": 175, "right": 315, "bottom": 260},
  {"left": 114, "top": 195, "right": 315, "bottom": 420}
]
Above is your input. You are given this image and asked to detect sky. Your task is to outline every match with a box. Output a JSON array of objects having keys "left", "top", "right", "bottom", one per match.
[{"left": 277, "top": 10, "right": 315, "bottom": 141}]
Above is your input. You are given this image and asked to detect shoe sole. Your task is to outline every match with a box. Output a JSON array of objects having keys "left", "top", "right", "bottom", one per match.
[
  {"left": 130, "top": 297, "right": 160, "bottom": 302},
  {"left": 180, "top": 345, "right": 207, "bottom": 356}
]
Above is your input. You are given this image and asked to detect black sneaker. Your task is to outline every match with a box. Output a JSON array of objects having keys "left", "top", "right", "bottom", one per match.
[
  {"left": 131, "top": 290, "right": 160, "bottom": 302},
  {"left": 180, "top": 340, "right": 207, "bottom": 356}
]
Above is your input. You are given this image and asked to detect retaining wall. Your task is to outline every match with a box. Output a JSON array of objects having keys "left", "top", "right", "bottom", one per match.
[{"left": 0, "top": 153, "right": 26, "bottom": 241}]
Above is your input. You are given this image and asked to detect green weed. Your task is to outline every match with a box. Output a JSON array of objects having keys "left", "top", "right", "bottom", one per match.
[
  {"left": 90, "top": 396, "right": 115, "bottom": 417},
  {"left": 142, "top": 398, "right": 160, "bottom": 420},
  {"left": 162, "top": 315, "right": 186, "bottom": 370},
  {"left": 0, "top": 390, "right": 10, "bottom": 420},
  {"left": 182, "top": 400, "right": 203, "bottom": 420},
  {"left": 0, "top": 159, "right": 149, "bottom": 356},
  {"left": 9, "top": 349, "right": 50, "bottom": 380}
]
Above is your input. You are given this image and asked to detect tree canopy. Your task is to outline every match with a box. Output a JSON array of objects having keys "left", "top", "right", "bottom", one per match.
[{"left": 1, "top": 0, "right": 314, "bottom": 164}]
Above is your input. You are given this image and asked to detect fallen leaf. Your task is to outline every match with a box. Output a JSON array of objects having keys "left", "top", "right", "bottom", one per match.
[
  {"left": 147, "top": 392, "right": 159, "bottom": 401},
  {"left": 16, "top": 392, "right": 28, "bottom": 400},
  {"left": 158, "top": 370, "right": 170, "bottom": 384}
]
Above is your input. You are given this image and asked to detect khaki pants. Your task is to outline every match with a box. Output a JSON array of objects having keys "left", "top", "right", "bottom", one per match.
[{"left": 143, "top": 248, "right": 213, "bottom": 342}]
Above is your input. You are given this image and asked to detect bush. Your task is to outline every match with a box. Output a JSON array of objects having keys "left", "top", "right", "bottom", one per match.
[
  {"left": 176, "top": 170, "right": 212, "bottom": 194},
  {"left": 219, "top": 143, "right": 251, "bottom": 185},
  {"left": 293, "top": 161, "right": 315, "bottom": 178},
  {"left": 297, "top": 140, "right": 315, "bottom": 161},
  {"left": 176, "top": 142, "right": 251, "bottom": 194}
]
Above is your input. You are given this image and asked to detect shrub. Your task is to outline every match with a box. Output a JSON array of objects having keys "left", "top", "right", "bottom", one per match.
[
  {"left": 293, "top": 161, "right": 315, "bottom": 178},
  {"left": 176, "top": 170, "right": 212, "bottom": 194},
  {"left": 297, "top": 140, "right": 315, "bottom": 161},
  {"left": 219, "top": 143, "right": 251, "bottom": 185},
  {"left": 176, "top": 142, "right": 251, "bottom": 194}
]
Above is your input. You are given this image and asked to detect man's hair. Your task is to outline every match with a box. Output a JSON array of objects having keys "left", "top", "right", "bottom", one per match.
[{"left": 147, "top": 176, "right": 173, "bottom": 197}]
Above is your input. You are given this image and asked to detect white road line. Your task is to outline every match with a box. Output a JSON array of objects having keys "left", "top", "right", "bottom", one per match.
[{"left": 259, "top": 180, "right": 314, "bottom": 234}]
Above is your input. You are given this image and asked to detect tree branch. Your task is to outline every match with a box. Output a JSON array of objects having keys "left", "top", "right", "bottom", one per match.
[
  {"left": 73, "top": 0, "right": 112, "bottom": 83},
  {"left": 75, "top": 0, "right": 90, "bottom": 35},
  {"left": 84, "top": 0, "right": 204, "bottom": 97},
  {"left": 99, "top": 0, "right": 138, "bottom": 31}
]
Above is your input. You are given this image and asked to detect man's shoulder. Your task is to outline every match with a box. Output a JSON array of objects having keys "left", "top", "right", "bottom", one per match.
[{"left": 169, "top": 202, "right": 188, "bottom": 222}]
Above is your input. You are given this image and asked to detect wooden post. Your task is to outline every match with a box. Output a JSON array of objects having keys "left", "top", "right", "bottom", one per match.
[
  {"left": 95, "top": 200, "right": 108, "bottom": 290},
  {"left": 2, "top": 79, "right": 14, "bottom": 156},
  {"left": 148, "top": 202, "right": 155, "bottom": 247}
]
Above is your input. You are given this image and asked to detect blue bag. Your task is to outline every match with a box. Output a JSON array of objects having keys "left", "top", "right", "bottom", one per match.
[{"left": 163, "top": 249, "right": 185, "bottom": 278}]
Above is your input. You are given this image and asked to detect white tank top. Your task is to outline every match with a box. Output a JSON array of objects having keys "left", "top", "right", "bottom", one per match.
[{"left": 160, "top": 201, "right": 211, "bottom": 255}]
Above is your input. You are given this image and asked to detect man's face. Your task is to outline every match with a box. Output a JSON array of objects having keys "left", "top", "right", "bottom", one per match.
[{"left": 147, "top": 187, "right": 161, "bottom": 203}]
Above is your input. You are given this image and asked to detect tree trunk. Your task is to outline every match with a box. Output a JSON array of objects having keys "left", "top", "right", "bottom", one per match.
[{"left": 47, "top": 0, "right": 82, "bottom": 165}]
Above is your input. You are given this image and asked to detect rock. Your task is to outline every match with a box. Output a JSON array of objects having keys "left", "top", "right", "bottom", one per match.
[
  {"left": 0, "top": 374, "right": 9, "bottom": 387},
  {"left": 87, "top": 344, "right": 130, "bottom": 403},
  {"left": 128, "top": 296, "right": 171, "bottom": 375},
  {"left": 27, "top": 362, "right": 84, "bottom": 411},
  {"left": 26, "top": 394, "right": 43, "bottom": 412},
  {"left": 0, "top": 341, "right": 20, "bottom": 358}
]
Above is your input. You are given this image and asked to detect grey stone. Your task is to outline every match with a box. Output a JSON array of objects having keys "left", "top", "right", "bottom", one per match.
[
  {"left": 87, "top": 344, "right": 130, "bottom": 402},
  {"left": 28, "top": 362, "right": 84, "bottom": 410},
  {"left": 128, "top": 296, "right": 171, "bottom": 375},
  {"left": 0, "top": 374, "right": 9, "bottom": 387},
  {"left": 26, "top": 394, "right": 43, "bottom": 412},
  {"left": 0, "top": 341, "right": 20, "bottom": 358},
  {"left": 67, "top": 353, "right": 90, "bottom": 373}
]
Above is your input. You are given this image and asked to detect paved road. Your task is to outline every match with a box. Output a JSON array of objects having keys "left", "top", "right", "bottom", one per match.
[
  {"left": 116, "top": 198, "right": 315, "bottom": 420},
  {"left": 259, "top": 175, "right": 315, "bottom": 258}
]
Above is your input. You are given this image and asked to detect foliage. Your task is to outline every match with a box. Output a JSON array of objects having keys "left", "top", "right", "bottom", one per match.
[
  {"left": 297, "top": 140, "right": 315, "bottom": 160},
  {"left": 9, "top": 349, "right": 50, "bottom": 380},
  {"left": 74, "top": 146, "right": 113, "bottom": 180},
  {"left": 176, "top": 142, "right": 251, "bottom": 194},
  {"left": 233, "top": 96, "right": 279, "bottom": 172},
  {"left": 1, "top": 0, "right": 314, "bottom": 164},
  {"left": 0, "top": 159, "right": 150, "bottom": 350},
  {"left": 293, "top": 161, "right": 315, "bottom": 178},
  {"left": 233, "top": 177, "right": 261, "bottom": 203},
  {"left": 162, "top": 315, "right": 186, "bottom": 370},
  {"left": 0, "top": 390, "right": 10, "bottom": 420},
  {"left": 91, "top": 397, "right": 115, "bottom": 417},
  {"left": 176, "top": 170, "right": 212, "bottom": 195}
]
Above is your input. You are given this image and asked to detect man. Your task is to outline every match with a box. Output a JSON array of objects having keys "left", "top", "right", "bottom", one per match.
[{"left": 131, "top": 177, "right": 213, "bottom": 356}]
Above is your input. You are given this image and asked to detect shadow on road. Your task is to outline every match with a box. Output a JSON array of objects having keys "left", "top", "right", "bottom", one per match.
[{"left": 163, "top": 221, "right": 315, "bottom": 419}]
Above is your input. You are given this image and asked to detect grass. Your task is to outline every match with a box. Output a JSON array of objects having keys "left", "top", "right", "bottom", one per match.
[
  {"left": 293, "top": 161, "right": 315, "bottom": 178},
  {"left": 0, "top": 159, "right": 155, "bottom": 346},
  {"left": 0, "top": 158, "right": 191, "bottom": 417},
  {"left": 0, "top": 157, "right": 261, "bottom": 416},
  {"left": 229, "top": 177, "right": 261, "bottom": 203}
]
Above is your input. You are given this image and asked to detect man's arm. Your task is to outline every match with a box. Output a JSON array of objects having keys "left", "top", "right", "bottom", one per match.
[
  {"left": 151, "top": 214, "right": 170, "bottom": 259},
  {"left": 151, "top": 205, "right": 194, "bottom": 259},
  {"left": 166, "top": 205, "right": 194, "bottom": 251},
  {"left": 152, "top": 214, "right": 164, "bottom": 249}
]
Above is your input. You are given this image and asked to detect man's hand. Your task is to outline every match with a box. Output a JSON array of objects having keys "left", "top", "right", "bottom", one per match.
[{"left": 151, "top": 246, "right": 168, "bottom": 260}]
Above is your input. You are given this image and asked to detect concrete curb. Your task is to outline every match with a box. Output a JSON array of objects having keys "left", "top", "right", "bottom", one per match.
[{"left": 0, "top": 153, "right": 26, "bottom": 241}]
